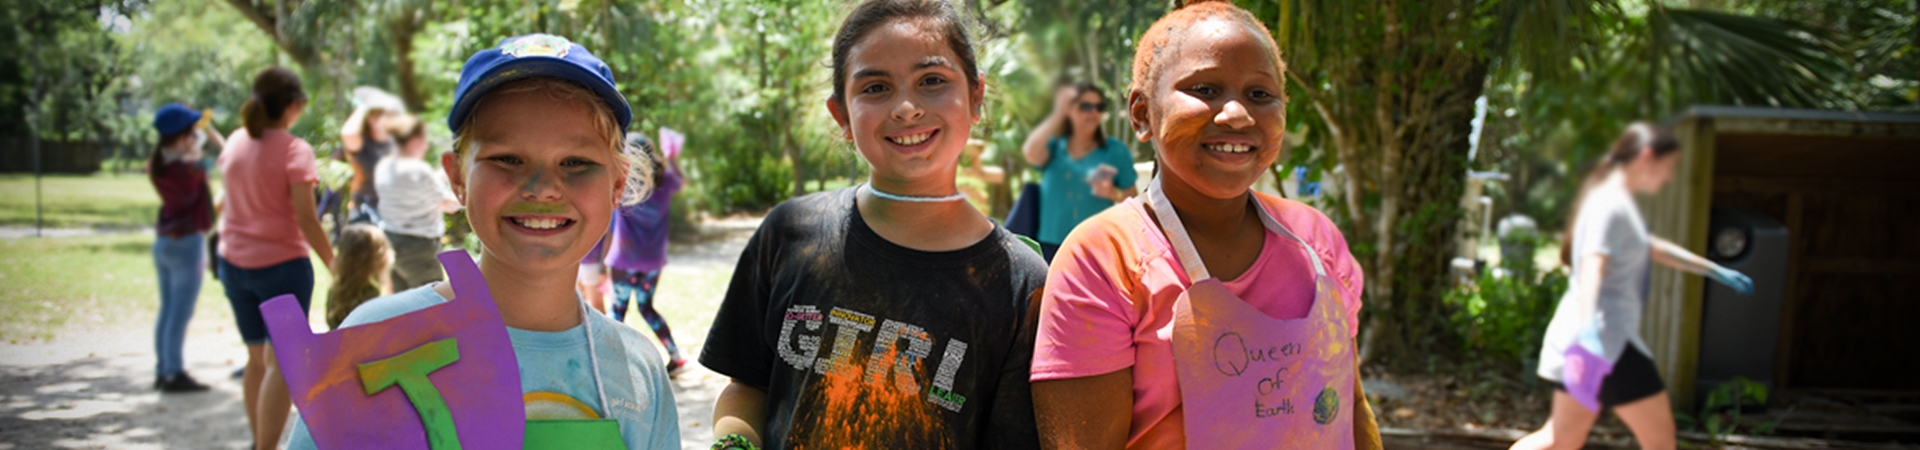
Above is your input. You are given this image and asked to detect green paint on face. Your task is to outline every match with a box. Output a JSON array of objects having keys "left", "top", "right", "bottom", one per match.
[
  {"left": 503, "top": 202, "right": 567, "bottom": 215},
  {"left": 565, "top": 165, "right": 604, "bottom": 186}
]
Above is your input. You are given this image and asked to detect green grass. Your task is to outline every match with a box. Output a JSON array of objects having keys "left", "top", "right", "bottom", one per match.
[
  {"left": 0, "top": 174, "right": 165, "bottom": 228},
  {"left": 0, "top": 233, "right": 332, "bottom": 342}
]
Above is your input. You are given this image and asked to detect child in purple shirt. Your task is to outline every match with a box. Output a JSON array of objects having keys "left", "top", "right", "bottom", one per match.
[{"left": 604, "top": 133, "right": 687, "bottom": 374}]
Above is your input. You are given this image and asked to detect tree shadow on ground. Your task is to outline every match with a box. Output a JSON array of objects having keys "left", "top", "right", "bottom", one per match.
[{"left": 0, "top": 355, "right": 254, "bottom": 449}]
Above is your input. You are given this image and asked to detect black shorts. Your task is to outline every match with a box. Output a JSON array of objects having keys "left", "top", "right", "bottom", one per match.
[
  {"left": 217, "top": 255, "right": 314, "bottom": 344},
  {"left": 1548, "top": 345, "right": 1666, "bottom": 410}
]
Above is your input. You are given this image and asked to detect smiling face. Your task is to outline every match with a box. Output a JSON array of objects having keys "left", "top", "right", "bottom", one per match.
[
  {"left": 444, "top": 87, "right": 624, "bottom": 274},
  {"left": 828, "top": 18, "right": 984, "bottom": 194},
  {"left": 1129, "top": 17, "right": 1286, "bottom": 200},
  {"left": 1069, "top": 90, "right": 1105, "bottom": 139}
]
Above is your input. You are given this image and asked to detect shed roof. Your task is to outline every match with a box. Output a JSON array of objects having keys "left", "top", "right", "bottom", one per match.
[{"left": 1665, "top": 106, "right": 1920, "bottom": 138}]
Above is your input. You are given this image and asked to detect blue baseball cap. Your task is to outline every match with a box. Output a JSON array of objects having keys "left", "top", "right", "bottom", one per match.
[
  {"left": 152, "top": 104, "right": 201, "bottom": 136},
  {"left": 447, "top": 34, "right": 631, "bottom": 136}
]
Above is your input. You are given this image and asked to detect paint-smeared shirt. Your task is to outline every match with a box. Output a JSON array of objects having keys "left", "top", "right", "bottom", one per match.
[{"left": 700, "top": 188, "right": 1046, "bottom": 450}]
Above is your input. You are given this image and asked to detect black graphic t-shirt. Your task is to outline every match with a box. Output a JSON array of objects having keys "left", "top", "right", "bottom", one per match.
[{"left": 701, "top": 188, "right": 1046, "bottom": 450}]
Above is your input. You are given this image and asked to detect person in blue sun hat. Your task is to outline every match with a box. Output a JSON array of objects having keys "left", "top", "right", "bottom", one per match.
[{"left": 283, "top": 33, "right": 678, "bottom": 450}]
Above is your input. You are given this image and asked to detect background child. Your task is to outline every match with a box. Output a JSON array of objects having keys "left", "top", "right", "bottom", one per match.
[
  {"left": 701, "top": 1, "right": 1046, "bottom": 448},
  {"left": 147, "top": 103, "right": 222, "bottom": 392},
  {"left": 285, "top": 33, "right": 678, "bottom": 449},
  {"left": 604, "top": 132, "right": 688, "bottom": 374},
  {"left": 323, "top": 223, "right": 392, "bottom": 330},
  {"left": 374, "top": 114, "right": 461, "bottom": 291},
  {"left": 1029, "top": 1, "right": 1380, "bottom": 448}
]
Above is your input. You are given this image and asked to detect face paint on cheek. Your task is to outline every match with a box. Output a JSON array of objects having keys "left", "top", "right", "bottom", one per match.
[
  {"left": 564, "top": 165, "right": 604, "bottom": 186},
  {"left": 502, "top": 202, "right": 567, "bottom": 215}
]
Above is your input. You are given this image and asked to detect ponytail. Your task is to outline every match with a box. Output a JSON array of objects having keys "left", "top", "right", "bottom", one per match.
[
  {"left": 240, "top": 67, "right": 308, "bottom": 139},
  {"left": 240, "top": 98, "right": 267, "bottom": 138},
  {"left": 1560, "top": 122, "right": 1680, "bottom": 264}
]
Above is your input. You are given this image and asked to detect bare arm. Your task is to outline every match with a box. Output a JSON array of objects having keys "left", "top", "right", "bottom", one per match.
[
  {"left": 1651, "top": 237, "right": 1753, "bottom": 293},
  {"left": 712, "top": 380, "right": 769, "bottom": 447},
  {"left": 1650, "top": 237, "right": 1718, "bottom": 275},
  {"left": 340, "top": 108, "right": 367, "bottom": 154},
  {"left": 1033, "top": 369, "right": 1132, "bottom": 450},
  {"left": 1023, "top": 88, "right": 1077, "bottom": 168},
  {"left": 201, "top": 126, "right": 227, "bottom": 152},
  {"left": 291, "top": 182, "right": 334, "bottom": 271}
]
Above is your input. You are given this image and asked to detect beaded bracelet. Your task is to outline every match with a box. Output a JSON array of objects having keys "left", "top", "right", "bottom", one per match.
[{"left": 711, "top": 434, "right": 758, "bottom": 450}]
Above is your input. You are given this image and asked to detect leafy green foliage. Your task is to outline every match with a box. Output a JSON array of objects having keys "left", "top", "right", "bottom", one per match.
[
  {"left": 1443, "top": 234, "right": 1567, "bottom": 365},
  {"left": 2, "top": 0, "right": 149, "bottom": 162},
  {"left": 1675, "top": 376, "right": 1785, "bottom": 446}
]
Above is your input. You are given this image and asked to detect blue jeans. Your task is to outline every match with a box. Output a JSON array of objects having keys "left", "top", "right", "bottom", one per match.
[
  {"left": 153, "top": 233, "right": 205, "bottom": 377},
  {"left": 218, "top": 255, "right": 314, "bottom": 344}
]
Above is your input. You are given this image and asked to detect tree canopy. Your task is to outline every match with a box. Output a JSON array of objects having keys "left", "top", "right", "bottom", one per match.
[{"left": 1, "top": 0, "right": 1912, "bottom": 364}]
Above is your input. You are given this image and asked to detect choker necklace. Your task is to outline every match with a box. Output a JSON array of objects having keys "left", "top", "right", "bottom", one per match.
[{"left": 862, "top": 183, "right": 968, "bottom": 203}]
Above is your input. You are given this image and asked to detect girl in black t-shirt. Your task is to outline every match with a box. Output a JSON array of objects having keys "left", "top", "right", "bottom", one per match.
[{"left": 701, "top": 1, "right": 1046, "bottom": 449}]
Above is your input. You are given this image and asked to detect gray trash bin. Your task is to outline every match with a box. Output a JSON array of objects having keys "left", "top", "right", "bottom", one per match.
[{"left": 1694, "top": 206, "right": 1790, "bottom": 411}]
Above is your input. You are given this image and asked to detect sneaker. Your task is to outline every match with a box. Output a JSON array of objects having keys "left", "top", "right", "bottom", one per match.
[
  {"left": 231, "top": 367, "right": 245, "bottom": 379},
  {"left": 667, "top": 359, "right": 690, "bottom": 378},
  {"left": 158, "top": 373, "right": 211, "bottom": 393}
]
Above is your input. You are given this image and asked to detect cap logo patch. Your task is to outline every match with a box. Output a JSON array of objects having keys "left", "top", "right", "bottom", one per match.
[{"left": 502, "top": 34, "right": 570, "bottom": 59}]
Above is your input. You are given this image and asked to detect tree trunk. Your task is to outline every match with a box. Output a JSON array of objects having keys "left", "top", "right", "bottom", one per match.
[
  {"left": 1300, "top": 8, "right": 1488, "bottom": 367},
  {"left": 390, "top": 11, "right": 427, "bottom": 113},
  {"left": 222, "top": 0, "right": 325, "bottom": 75}
]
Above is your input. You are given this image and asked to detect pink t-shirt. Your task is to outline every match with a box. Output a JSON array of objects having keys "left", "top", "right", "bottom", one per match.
[
  {"left": 1031, "top": 192, "right": 1364, "bottom": 449},
  {"left": 217, "top": 128, "right": 319, "bottom": 269}
]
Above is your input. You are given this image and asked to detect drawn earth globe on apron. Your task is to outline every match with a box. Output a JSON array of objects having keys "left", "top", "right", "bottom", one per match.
[{"left": 1313, "top": 385, "right": 1341, "bottom": 425}]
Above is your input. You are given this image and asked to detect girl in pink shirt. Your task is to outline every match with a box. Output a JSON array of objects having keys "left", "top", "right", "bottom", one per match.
[
  {"left": 215, "top": 66, "right": 334, "bottom": 450},
  {"left": 1030, "top": 1, "right": 1381, "bottom": 448}
]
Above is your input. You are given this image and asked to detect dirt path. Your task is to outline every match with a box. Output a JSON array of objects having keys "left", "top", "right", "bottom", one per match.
[{"left": 0, "top": 217, "right": 757, "bottom": 449}]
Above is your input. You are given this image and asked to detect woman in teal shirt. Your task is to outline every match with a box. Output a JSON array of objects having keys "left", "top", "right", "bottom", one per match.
[{"left": 1021, "top": 82, "right": 1139, "bottom": 261}]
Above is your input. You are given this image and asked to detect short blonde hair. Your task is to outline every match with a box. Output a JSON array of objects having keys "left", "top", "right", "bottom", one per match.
[{"left": 448, "top": 77, "right": 653, "bottom": 205}]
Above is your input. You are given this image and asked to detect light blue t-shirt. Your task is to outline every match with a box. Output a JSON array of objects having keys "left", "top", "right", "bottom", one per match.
[
  {"left": 286, "top": 285, "right": 680, "bottom": 449},
  {"left": 1036, "top": 136, "right": 1138, "bottom": 244}
]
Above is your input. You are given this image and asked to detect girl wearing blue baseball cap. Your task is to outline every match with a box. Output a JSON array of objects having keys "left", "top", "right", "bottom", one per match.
[
  {"left": 147, "top": 103, "right": 223, "bottom": 393},
  {"left": 283, "top": 34, "right": 679, "bottom": 450}
]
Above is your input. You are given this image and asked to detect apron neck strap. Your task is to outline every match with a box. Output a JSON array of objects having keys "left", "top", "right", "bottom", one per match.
[
  {"left": 577, "top": 299, "right": 612, "bottom": 418},
  {"left": 1145, "top": 176, "right": 1325, "bottom": 281}
]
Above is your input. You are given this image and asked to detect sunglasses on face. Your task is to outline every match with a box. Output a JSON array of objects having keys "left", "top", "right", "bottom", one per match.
[{"left": 1076, "top": 101, "right": 1106, "bottom": 113}]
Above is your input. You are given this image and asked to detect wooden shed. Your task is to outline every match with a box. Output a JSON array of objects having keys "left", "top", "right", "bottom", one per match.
[{"left": 1642, "top": 106, "right": 1920, "bottom": 414}]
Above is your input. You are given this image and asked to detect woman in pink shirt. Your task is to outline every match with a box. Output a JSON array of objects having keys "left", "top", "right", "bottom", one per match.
[
  {"left": 215, "top": 66, "right": 334, "bottom": 450},
  {"left": 1029, "top": 2, "right": 1380, "bottom": 448}
]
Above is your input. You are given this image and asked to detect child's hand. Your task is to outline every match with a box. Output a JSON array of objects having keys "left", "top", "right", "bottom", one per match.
[{"left": 1708, "top": 266, "right": 1754, "bottom": 295}]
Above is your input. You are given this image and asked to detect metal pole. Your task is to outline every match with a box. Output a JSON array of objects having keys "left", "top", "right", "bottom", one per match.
[
  {"left": 34, "top": 136, "right": 41, "bottom": 238},
  {"left": 27, "top": 108, "right": 42, "bottom": 238}
]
